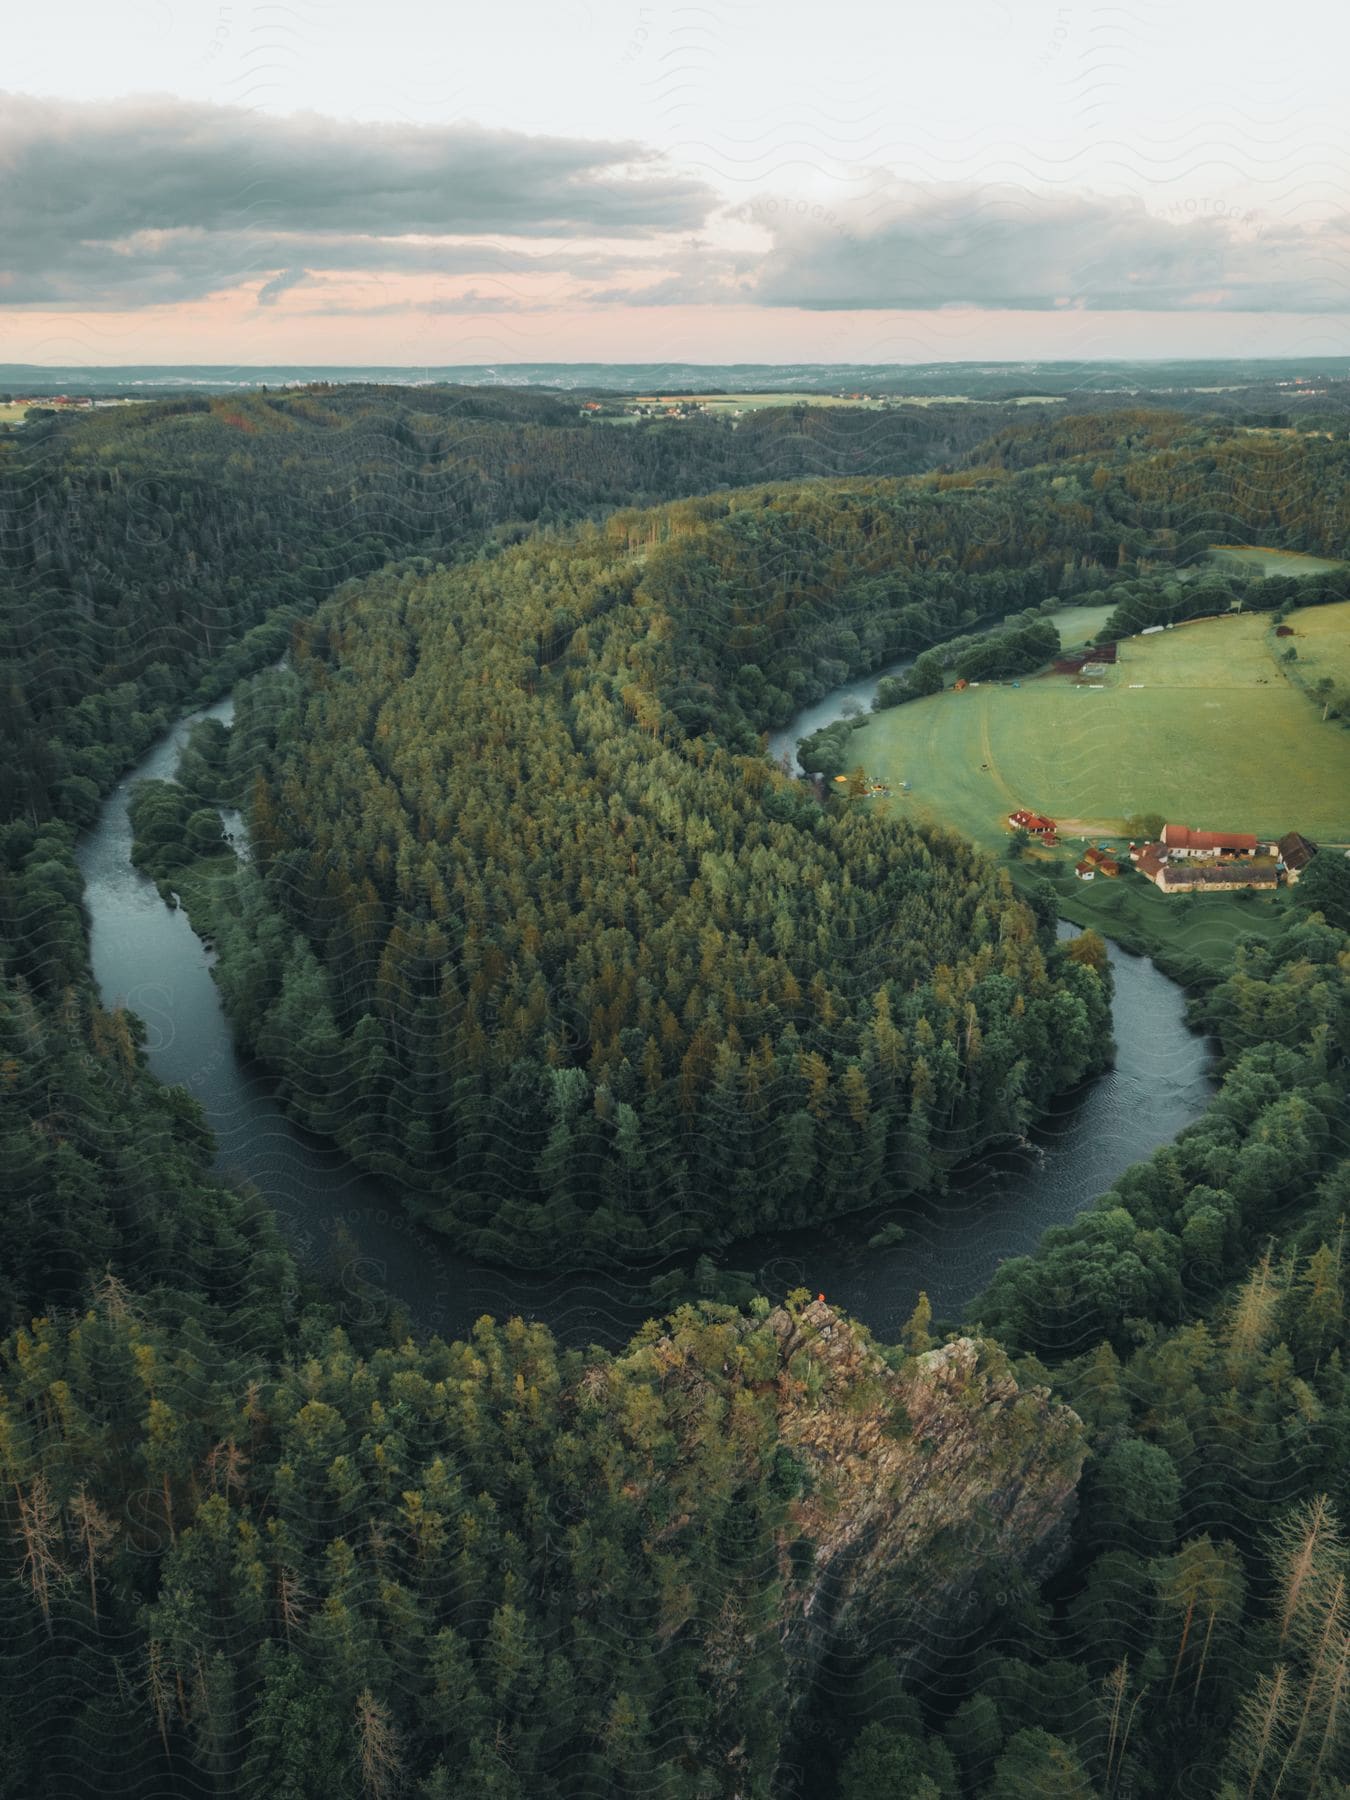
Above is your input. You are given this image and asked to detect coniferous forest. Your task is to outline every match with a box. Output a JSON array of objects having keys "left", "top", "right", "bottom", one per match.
[{"left": 1, "top": 392, "right": 1349, "bottom": 1797}]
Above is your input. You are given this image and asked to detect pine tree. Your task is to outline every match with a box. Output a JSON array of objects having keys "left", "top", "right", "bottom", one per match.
[{"left": 903, "top": 1293, "right": 933, "bottom": 1355}]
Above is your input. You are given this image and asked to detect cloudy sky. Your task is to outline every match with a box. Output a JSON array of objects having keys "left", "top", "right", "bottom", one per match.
[{"left": 4, "top": 0, "right": 1349, "bottom": 364}]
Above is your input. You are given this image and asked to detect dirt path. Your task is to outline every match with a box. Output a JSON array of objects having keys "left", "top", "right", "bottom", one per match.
[
  {"left": 978, "top": 701, "right": 1018, "bottom": 809},
  {"left": 1055, "top": 817, "right": 1128, "bottom": 839}
]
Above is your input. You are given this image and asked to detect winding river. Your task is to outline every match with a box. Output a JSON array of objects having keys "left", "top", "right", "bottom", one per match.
[{"left": 78, "top": 665, "right": 1216, "bottom": 1351}]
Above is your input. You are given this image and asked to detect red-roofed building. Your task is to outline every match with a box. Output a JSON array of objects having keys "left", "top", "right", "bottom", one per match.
[
  {"left": 1007, "top": 810, "right": 1055, "bottom": 834},
  {"left": 1133, "top": 839, "right": 1277, "bottom": 891},
  {"left": 1161, "top": 823, "right": 1260, "bottom": 858}
]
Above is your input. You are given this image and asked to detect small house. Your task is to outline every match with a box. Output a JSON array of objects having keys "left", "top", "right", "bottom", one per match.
[
  {"left": 1133, "top": 843, "right": 1169, "bottom": 885},
  {"left": 1007, "top": 810, "right": 1056, "bottom": 835},
  {"left": 1075, "top": 862, "right": 1096, "bottom": 880}
]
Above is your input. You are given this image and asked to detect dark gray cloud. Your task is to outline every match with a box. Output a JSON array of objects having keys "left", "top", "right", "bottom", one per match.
[
  {"left": 0, "top": 93, "right": 714, "bottom": 305},
  {"left": 749, "top": 185, "right": 1349, "bottom": 312},
  {"left": 256, "top": 267, "right": 311, "bottom": 306},
  {"left": 609, "top": 184, "right": 1348, "bottom": 314}
]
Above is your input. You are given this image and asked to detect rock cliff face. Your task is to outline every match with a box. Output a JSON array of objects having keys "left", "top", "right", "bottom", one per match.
[
  {"left": 767, "top": 1300, "right": 1085, "bottom": 1689},
  {"left": 628, "top": 1295, "right": 1085, "bottom": 1781}
]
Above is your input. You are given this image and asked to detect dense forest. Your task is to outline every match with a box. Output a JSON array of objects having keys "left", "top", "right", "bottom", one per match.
[
  {"left": 187, "top": 495, "right": 1121, "bottom": 1260},
  {"left": 2, "top": 393, "right": 1348, "bottom": 1795},
  {"left": 0, "top": 385, "right": 1020, "bottom": 824},
  {"left": 3, "top": 865, "right": 1347, "bottom": 1794},
  {"left": 183, "top": 424, "right": 1350, "bottom": 1261}
]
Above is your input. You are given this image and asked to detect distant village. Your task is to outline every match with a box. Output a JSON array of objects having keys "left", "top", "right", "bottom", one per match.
[
  {"left": 1, "top": 393, "right": 131, "bottom": 415},
  {"left": 577, "top": 392, "right": 921, "bottom": 422}
]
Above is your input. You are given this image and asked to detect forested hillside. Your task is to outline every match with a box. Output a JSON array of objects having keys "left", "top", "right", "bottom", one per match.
[
  {"left": 195, "top": 493, "right": 1118, "bottom": 1259},
  {"left": 194, "top": 426, "right": 1350, "bottom": 1261},
  {"left": 0, "top": 386, "right": 1012, "bottom": 822},
  {"left": 3, "top": 851, "right": 1347, "bottom": 1797},
  {"left": 2, "top": 399, "right": 1348, "bottom": 1795}
]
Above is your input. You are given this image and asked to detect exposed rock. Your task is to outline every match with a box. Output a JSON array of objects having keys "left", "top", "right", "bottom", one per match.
[
  {"left": 630, "top": 1294, "right": 1085, "bottom": 1777},
  {"left": 768, "top": 1299, "right": 1085, "bottom": 1689}
]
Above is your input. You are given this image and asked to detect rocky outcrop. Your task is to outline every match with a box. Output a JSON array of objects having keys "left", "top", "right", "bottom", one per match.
[
  {"left": 628, "top": 1294, "right": 1085, "bottom": 1782},
  {"left": 767, "top": 1299, "right": 1085, "bottom": 1688}
]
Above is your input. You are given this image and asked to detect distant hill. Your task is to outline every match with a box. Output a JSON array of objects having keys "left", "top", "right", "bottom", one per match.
[{"left": 5, "top": 356, "right": 1350, "bottom": 399}]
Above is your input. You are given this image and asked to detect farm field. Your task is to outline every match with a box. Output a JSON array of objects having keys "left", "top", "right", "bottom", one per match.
[
  {"left": 1041, "top": 601, "right": 1116, "bottom": 649},
  {"left": 1286, "top": 598, "right": 1350, "bottom": 687},
  {"left": 1208, "top": 544, "right": 1346, "bottom": 577},
  {"left": 858, "top": 609, "right": 1350, "bottom": 861}
]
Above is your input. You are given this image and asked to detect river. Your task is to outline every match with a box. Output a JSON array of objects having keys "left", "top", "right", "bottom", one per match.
[{"left": 77, "top": 670, "right": 1216, "bottom": 1351}]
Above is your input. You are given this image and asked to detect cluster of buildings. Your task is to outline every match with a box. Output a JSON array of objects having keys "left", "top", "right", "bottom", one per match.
[
  {"left": 1131, "top": 826, "right": 1318, "bottom": 893},
  {"left": 1007, "top": 808, "right": 1320, "bottom": 893},
  {"left": 1074, "top": 846, "right": 1121, "bottom": 880}
]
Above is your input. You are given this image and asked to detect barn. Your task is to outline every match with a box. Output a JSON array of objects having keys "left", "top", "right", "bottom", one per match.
[
  {"left": 1278, "top": 832, "right": 1319, "bottom": 882},
  {"left": 1161, "top": 824, "right": 1260, "bottom": 859}
]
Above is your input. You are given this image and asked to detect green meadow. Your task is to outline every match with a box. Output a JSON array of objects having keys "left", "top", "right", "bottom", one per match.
[
  {"left": 1208, "top": 544, "right": 1346, "bottom": 577},
  {"left": 846, "top": 604, "right": 1350, "bottom": 969}
]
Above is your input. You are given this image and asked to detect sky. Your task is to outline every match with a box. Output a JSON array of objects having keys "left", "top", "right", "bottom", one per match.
[{"left": 3, "top": 0, "right": 1349, "bottom": 366}]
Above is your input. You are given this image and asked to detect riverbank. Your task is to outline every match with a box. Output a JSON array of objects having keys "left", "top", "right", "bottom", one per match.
[{"left": 80, "top": 674, "right": 1215, "bottom": 1350}]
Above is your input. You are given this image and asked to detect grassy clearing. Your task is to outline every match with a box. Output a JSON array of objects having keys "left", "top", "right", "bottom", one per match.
[
  {"left": 1043, "top": 602, "right": 1117, "bottom": 650},
  {"left": 1208, "top": 544, "right": 1346, "bottom": 577},
  {"left": 0, "top": 403, "right": 32, "bottom": 425},
  {"left": 1284, "top": 598, "right": 1350, "bottom": 688},
  {"left": 847, "top": 607, "right": 1349, "bottom": 968},
  {"left": 862, "top": 610, "right": 1350, "bottom": 847},
  {"left": 1041, "top": 862, "right": 1292, "bottom": 977}
]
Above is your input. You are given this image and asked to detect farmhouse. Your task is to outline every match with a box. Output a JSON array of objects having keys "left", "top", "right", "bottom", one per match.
[
  {"left": 1007, "top": 810, "right": 1055, "bottom": 835},
  {"left": 1161, "top": 824, "right": 1261, "bottom": 858},
  {"left": 1132, "top": 840, "right": 1278, "bottom": 892},
  {"left": 1075, "top": 861, "right": 1096, "bottom": 880},
  {"left": 1277, "top": 832, "right": 1319, "bottom": 882},
  {"left": 1158, "top": 862, "right": 1278, "bottom": 893}
]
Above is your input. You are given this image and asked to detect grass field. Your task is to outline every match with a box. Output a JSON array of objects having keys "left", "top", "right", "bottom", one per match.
[
  {"left": 863, "top": 609, "right": 1350, "bottom": 849},
  {"left": 845, "top": 605, "right": 1350, "bottom": 971},
  {"left": 1285, "top": 599, "right": 1350, "bottom": 688},
  {"left": 1208, "top": 545, "right": 1346, "bottom": 577},
  {"left": 1043, "top": 602, "right": 1117, "bottom": 650},
  {"left": 637, "top": 392, "right": 889, "bottom": 413},
  {"left": 0, "top": 403, "right": 31, "bottom": 425},
  {"left": 1044, "top": 861, "right": 1292, "bottom": 976}
]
